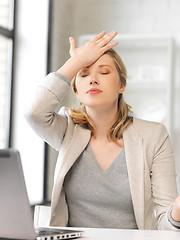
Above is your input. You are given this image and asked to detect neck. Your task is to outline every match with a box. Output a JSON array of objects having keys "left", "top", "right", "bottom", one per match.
[{"left": 86, "top": 106, "right": 118, "bottom": 141}]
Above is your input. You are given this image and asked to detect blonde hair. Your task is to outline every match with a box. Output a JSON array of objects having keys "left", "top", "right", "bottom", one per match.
[{"left": 68, "top": 48, "right": 133, "bottom": 144}]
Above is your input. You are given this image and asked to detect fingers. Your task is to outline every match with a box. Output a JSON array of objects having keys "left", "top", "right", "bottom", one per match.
[
  {"left": 91, "top": 31, "right": 106, "bottom": 41},
  {"left": 98, "top": 31, "right": 117, "bottom": 46},
  {"left": 102, "top": 40, "right": 119, "bottom": 52},
  {"left": 92, "top": 31, "right": 117, "bottom": 44},
  {"left": 69, "top": 37, "right": 76, "bottom": 56},
  {"left": 69, "top": 37, "right": 76, "bottom": 50},
  {"left": 91, "top": 31, "right": 118, "bottom": 52}
]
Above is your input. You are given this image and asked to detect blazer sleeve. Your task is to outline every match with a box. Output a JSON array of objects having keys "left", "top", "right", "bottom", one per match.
[
  {"left": 151, "top": 123, "right": 179, "bottom": 230},
  {"left": 25, "top": 73, "right": 71, "bottom": 151}
]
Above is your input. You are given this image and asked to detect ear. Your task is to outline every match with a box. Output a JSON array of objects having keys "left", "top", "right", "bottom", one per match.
[{"left": 119, "top": 84, "right": 125, "bottom": 94}]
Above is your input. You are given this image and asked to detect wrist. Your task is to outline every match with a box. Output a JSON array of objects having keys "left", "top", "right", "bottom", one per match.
[
  {"left": 171, "top": 197, "right": 180, "bottom": 221},
  {"left": 167, "top": 203, "right": 180, "bottom": 229},
  {"left": 56, "top": 56, "right": 84, "bottom": 81}
]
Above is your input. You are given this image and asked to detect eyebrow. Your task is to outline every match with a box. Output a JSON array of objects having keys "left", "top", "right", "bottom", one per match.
[
  {"left": 98, "top": 64, "right": 112, "bottom": 68},
  {"left": 80, "top": 64, "right": 112, "bottom": 72}
]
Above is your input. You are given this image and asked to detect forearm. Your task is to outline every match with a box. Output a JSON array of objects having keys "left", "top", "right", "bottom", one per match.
[
  {"left": 151, "top": 123, "right": 179, "bottom": 230},
  {"left": 56, "top": 55, "right": 84, "bottom": 81}
]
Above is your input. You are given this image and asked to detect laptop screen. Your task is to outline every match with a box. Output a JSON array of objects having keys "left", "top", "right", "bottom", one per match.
[
  {"left": 0, "top": 149, "right": 36, "bottom": 239},
  {"left": 0, "top": 149, "right": 84, "bottom": 240}
]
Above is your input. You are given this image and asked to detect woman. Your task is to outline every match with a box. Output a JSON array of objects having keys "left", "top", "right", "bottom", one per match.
[{"left": 26, "top": 31, "right": 180, "bottom": 230}]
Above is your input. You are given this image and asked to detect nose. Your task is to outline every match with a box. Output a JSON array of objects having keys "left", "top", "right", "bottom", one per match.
[{"left": 89, "top": 74, "right": 99, "bottom": 85}]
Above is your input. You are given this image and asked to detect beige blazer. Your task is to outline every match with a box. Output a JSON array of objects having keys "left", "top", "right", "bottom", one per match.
[{"left": 26, "top": 73, "right": 178, "bottom": 230}]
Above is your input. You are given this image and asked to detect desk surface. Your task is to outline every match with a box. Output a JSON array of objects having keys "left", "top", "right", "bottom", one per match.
[{"left": 65, "top": 227, "right": 180, "bottom": 240}]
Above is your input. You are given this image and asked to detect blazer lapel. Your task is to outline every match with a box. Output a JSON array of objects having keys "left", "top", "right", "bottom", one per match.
[
  {"left": 63, "top": 124, "right": 91, "bottom": 174},
  {"left": 123, "top": 122, "right": 145, "bottom": 229},
  {"left": 52, "top": 124, "right": 91, "bottom": 212}
]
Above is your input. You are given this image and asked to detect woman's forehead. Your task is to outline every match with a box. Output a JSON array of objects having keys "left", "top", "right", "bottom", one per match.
[
  {"left": 92, "top": 54, "right": 115, "bottom": 68},
  {"left": 79, "top": 54, "right": 116, "bottom": 73}
]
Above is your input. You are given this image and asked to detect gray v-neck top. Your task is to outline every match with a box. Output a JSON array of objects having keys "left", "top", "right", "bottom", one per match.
[{"left": 63, "top": 143, "right": 138, "bottom": 229}]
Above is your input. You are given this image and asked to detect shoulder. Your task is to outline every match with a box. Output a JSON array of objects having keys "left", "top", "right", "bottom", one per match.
[
  {"left": 131, "top": 118, "right": 169, "bottom": 139},
  {"left": 133, "top": 117, "right": 165, "bottom": 129},
  {"left": 123, "top": 118, "right": 171, "bottom": 154}
]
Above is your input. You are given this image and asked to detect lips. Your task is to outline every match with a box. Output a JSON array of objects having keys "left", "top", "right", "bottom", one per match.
[{"left": 87, "top": 88, "right": 102, "bottom": 94}]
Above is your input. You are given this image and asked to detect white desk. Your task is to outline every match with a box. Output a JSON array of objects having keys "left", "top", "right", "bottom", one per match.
[{"left": 66, "top": 227, "right": 180, "bottom": 240}]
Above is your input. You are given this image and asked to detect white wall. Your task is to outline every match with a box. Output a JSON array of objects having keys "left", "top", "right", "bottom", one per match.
[{"left": 12, "top": 0, "right": 49, "bottom": 204}]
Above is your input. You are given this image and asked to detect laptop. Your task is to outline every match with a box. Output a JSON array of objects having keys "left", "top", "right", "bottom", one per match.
[{"left": 0, "top": 148, "right": 83, "bottom": 240}]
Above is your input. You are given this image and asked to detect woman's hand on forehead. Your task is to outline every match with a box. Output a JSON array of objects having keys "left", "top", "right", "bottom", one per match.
[
  {"left": 69, "top": 31, "right": 118, "bottom": 69},
  {"left": 56, "top": 31, "right": 118, "bottom": 81}
]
